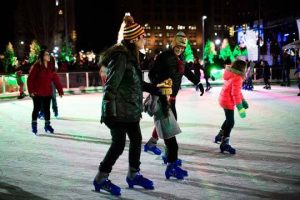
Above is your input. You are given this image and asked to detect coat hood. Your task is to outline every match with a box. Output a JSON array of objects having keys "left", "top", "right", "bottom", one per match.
[{"left": 223, "top": 66, "right": 245, "bottom": 81}]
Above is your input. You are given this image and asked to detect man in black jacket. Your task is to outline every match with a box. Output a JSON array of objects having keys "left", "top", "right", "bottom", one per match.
[{"left": 144, "top": 32, "right": 204, "bottom": 160}]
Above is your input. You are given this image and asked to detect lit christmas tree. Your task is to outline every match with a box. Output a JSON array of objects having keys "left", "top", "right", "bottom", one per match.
[
  {"left": 204, "top": 40, "right": 216, "bottom": 64},
  {"left": 232, "top": 45, "right": 248, "bottom": 58},
  {"left": 3, "top": 42, "right": 17, "bottom": 73},
  {"left": 60, "top": 42, "right": 74, "bottom": 63},
  {"left": 219, "top": 39, "right": 234, "bottom": 62},
  {"left": 183, "top": 40, "right": 194, "bottom": 63},
  {"left": 29, "top": 40, "right": 41, "bottom": 64}
]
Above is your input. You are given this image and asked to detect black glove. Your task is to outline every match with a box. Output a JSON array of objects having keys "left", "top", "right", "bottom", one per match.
[{"left": 195, "top": 83, "right": 204, "bottom": 96}]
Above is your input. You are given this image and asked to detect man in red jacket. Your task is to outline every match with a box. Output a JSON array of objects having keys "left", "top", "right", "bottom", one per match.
[{"left": 27, "top": 50, "right": 64, "bottom": 135}]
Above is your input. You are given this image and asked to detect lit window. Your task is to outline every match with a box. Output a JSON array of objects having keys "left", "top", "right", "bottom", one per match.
[
  {"left": 165, "top": 25, "right": 174, "bottom": 30},
  {"left": 144, "top": 23, "right": 151, "bottom": 30},
  {"left": 177, "top": 25, "right": 185, "bottom": 30},
  {"left": 188, "top": 26, "right": 196, "bottom": 30}
]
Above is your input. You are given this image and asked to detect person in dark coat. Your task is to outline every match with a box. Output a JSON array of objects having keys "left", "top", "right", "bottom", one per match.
[
  {"left": 93, "top": 14, "right": 159, "bottom": 196},
  {"left": 281, "top": 51, "right": 293, "bottom": 86},
  {"left": 144, "top": 32, "right": 204, "bottom": 164},
  {"left": 261, "top": 60, "right": 271, "bottom": 89}
]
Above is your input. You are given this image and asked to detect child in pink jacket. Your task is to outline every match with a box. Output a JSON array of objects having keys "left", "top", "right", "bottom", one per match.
[{"left": 215, "top": 59, "right": 248, "bottom": 154}]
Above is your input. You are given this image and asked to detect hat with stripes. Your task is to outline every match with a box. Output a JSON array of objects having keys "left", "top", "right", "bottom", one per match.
[
  {"left": 122, "top": 13, "right": 145, "bottom": 41},
  {"left": 172, "top": 31, "right": 187, "bottom": 48}
]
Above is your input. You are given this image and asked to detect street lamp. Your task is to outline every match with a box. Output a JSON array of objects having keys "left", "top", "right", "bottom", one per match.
[
  {"left": 215, "top": 38, "right": 221, "bottom": 46},
  {"left": 202, "top": 16, "right": 207, "bottom": 68}
]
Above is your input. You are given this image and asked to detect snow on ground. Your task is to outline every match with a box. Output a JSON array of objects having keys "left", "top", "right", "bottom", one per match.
[{"left": 0, "top": 85, "right": 299, "bottom": 200}]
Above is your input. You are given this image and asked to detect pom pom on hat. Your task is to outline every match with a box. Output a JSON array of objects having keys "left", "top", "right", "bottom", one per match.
[
  {"left": 123, "top": 14, "right": 134, "bottom": 26},
  {"left": 118, "top": 12, "right": 145, "bottom": 42}
]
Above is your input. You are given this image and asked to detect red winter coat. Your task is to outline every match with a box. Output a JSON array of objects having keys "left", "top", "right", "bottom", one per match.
[
  {"left": 219, "top": 67, "right": 244, "bottom": 110},
  {"left": 27, "top": 62, "right": 64, "bottom": 97}
]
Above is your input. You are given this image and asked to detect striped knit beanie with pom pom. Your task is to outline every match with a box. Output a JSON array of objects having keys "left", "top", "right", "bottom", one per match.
[{"left": 117, "top": 13, "right": 145, "bottom": 43}]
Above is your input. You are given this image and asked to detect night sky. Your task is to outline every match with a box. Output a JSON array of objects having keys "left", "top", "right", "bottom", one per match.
[
  {"left": 0, "top": 0, "right": 299, "bottom": 54},
  {"left": 74, "top": 0, "right": 120, "bottom": 53},
  {"left": 0, "top": 1, "right": 16, "bottom": 52},
  {"left": 0, "top": 0, "right": 122, "bottom": 53}
]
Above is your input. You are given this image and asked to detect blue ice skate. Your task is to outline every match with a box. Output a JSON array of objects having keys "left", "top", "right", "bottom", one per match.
[
  {"left": 165, "top": 163, "right": 188, "bottom": 180},
  {"left": 144, "top": 144, "right": 162, "bottom": 155},
  {"left": 162, "top": 155, "right": 182, "bottom": 166},
  {"left": 93, "top": 179, "right": 121, "bottom": 196},
  {"left": 126, "top": 173, "right": 154, "bottom": 190},
  {"left": 220, "top": 138, "right": 236, "bottom": 154},
  {"left": 32, "top": 122, "right": 37, "bottom": 135},
  {"left": 214, "top": 130, "right": 224, "bottom": 143},
  {"left": 44, "top": 123, "right": 54, "bottom": 133}
]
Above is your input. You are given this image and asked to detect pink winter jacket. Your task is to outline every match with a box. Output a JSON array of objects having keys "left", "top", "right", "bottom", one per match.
[{"left": 219, "top": 67, "right": 244, "bottom": 110}]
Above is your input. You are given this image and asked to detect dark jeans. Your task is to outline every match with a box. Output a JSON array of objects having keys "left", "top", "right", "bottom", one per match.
[
  {"left": 221, "top": 109, "right": 235, "bottom": 138},
  {"left": 40, "top": 83, "right": 58, "bottom": 114},
  {"left": 205, "top": 77, "right": 211, "bottom": 88},
  {"left": 32, "top": 96, "right": 52, "bottom": 121},
  {"left": 247, "top": 77, "right": 253, "bottom": 87},
  {"left": 264, "top": 77, "right": 270, "bottom": 86},
  {"left": 100, "top": 121, "right": 142, "bottom": 174},
  {"left": 169, "top": 98, "right": 177, "bottom": 120},
  {"left": 164, "top": 136, "right": 178, "bottom": 163},
  {"left": 282, "top": 68, "right": 291, "bottom": 85},
  {"left": 194, "top": 65, "right": 201, "bottom": 81}
]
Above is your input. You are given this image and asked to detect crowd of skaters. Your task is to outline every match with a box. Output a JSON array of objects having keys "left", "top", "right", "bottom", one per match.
[{"left": 22, "top": 12, "right": 300, "bottom": 197}]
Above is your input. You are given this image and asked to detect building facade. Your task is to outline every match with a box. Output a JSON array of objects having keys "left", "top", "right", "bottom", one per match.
[{"left": 116, "top": 0, "right": 204, "bottom": 55}]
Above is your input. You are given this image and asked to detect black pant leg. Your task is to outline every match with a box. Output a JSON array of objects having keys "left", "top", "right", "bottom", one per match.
[
  {"left": 42, "top": 96, "right": 52, "bottom": 121},
  {"left": 223, "top": 109, "right": 235, "bottom": 138},
  {"left": 170, "top": 99, "right": 177, "bottom": 120},
  {"left": 164, "top": 136, "right": 178, "bottom": 163},
  {"left": 126, "top": 121, "right": 142, "bottom": 171},
  {"left": 100, "top": 123, "right": 127, "bottom": 173},
  {"left": 32, "top": 97, "right": 42, "bottom": 121}
]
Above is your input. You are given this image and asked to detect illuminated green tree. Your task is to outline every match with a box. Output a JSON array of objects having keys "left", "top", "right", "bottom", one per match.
[
  {"left": 60, "top": 42, "right": 74, "bottom": 63},
  {"left": 219, "top": 43, "right": 233, "bottom": 62},
  {"left": 29, "top": 40, "right": 41, "bottom": 64},
  {"left": 203, "top": 40, "right": 216, "bottom": 64},
  {"left": 232, "top": 45, "right": 248, "bottom": 59},
  {"left": 3, "top": 42, "right": 16, "bottom": 73},
  {"left": 183, "top": 40, "right": 194, "bottom": 63}
]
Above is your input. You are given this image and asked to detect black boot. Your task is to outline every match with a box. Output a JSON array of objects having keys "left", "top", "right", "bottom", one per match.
[
  {"left": 31, "top": 121, "right": 37, "bottom": 135},
  {"left": 220, "top": 137, "right": 236, "bottom": 154},
  {"left": 214, "top": 130, "right": 224, "bottom": 143},
  {"left": 17, "top": 93, "right": 26, "bottom": 99},
  {"left": 44, "top": 121, "right": 54, "bottom": 133}
]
